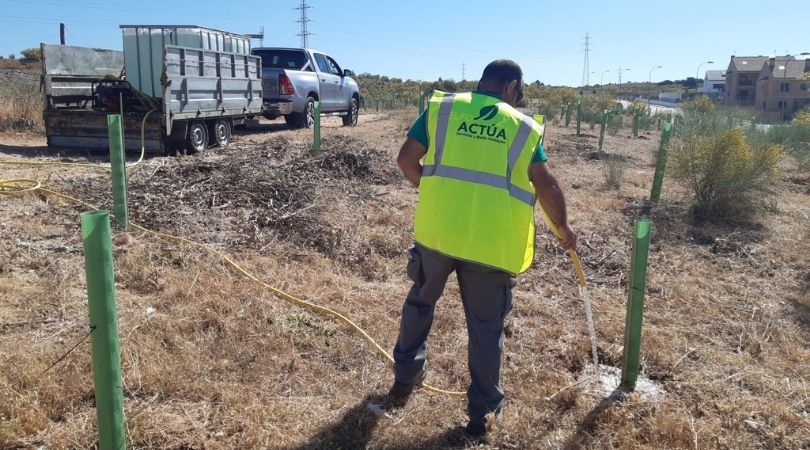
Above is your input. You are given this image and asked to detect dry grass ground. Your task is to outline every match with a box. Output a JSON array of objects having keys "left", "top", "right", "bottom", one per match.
[{"left": 1, "top": 111, "right": 808, "bottom": 449}]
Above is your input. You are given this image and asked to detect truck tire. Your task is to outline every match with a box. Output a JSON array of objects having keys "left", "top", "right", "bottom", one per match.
[
  {"left": 342, "top": 97, "right": 359, "bottom": 126},
  {"left": 209, "top": 119, "right": 231, "bottom": 147},
  {"left": 186, "top": 121, "right": 209, "bottom": 153},
  {"left": 286, "top": 97, "right": 316, "bottom": 129}
]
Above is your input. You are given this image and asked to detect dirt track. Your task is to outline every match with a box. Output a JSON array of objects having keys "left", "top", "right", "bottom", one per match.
[{"left": 1, "top": 111, "right": 808, "bottom": 449}]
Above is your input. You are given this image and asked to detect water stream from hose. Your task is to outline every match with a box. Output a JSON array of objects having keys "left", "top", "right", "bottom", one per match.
[{"left": 580, "top": 286, "right": 599, "bottom": 366}]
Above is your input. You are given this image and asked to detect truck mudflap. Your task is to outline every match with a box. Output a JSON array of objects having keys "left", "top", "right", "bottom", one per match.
[{"left": 44, "top": 110, "right": 164, "bottom": 153}]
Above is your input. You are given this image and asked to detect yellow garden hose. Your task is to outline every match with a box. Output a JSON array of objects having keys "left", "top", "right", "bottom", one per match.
[
  {"left": 1, "top": 166, "right": 588, "bottom": 398},
  {"left": 0, "top": 107, "right": 155, "bottom": 171},
  {"left": 0, "top": 175, "right": 468, "bottom": 396}
]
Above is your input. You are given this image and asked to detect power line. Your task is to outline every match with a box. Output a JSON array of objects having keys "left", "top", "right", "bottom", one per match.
[
  {"left": 581, "top": 33, "right": 590, "bottom": 86},
  {"left": 295, "top": 0, "right": 313, "bottom": 48}
]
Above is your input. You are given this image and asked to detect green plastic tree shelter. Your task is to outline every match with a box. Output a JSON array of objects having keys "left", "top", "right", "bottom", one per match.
[
  {"left": 598, "top": 110, "right": 607, "bottom": 151},
  {"left": 564, "top": 103, "right": 572, "bottom": 127},
  {"left": 81, "top": 210, "right": 126, "bottom": 450},
  {"left": 649, "top": 123, "right": 672, "bottom": 203},
  {"left": 576, "top": 99, "right": 582, "bottom": 136},
  {"left": 621, "top": 218, "right": 652, "bottom": 391},
  {"left": 418, "top": 91, "right": 425, "bottom": 115},
  {"left": 312, "top": 101, "right": 321, "bottom": 154},
  {"left": 107, "top": 115, "right": 128, "bottom": 228}
]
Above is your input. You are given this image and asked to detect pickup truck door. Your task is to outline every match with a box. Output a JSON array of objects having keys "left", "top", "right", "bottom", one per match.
[{"left": 313, "top": 52, "right": 341, "bottom": 110}]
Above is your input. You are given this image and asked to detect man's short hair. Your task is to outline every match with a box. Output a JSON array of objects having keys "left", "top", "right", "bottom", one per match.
[{"left": 480, "top": 59, "right": 523, "bottom": 86}]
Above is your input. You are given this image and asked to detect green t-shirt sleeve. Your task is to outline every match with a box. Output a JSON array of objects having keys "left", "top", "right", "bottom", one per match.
[
  {"left": 406, "top": 112, "right": 429, "bottom": 147},
  {"left": 532, "top": 141, "right": 548, "bottom": 163}
]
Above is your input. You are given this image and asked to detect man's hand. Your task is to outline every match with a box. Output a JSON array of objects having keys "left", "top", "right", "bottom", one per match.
[{"left": 557, "top": 224, "right": 577, "bottom": 251}]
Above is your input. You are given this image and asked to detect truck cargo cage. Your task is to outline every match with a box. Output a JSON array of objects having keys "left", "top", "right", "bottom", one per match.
[{"left": 120, "top": 25, "right": 252, "bottom": 98}]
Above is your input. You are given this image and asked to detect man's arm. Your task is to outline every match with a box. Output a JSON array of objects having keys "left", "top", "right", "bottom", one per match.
[
  {"left": 397, "top": 137, "right": 428, "bottom": 186},
  {"left": 530, "top": 162, "right": 576, "bottom": 250}
]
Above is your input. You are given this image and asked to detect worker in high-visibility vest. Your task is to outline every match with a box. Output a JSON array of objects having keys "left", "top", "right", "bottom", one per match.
[{"left": 391, "top": 59, "right": 576, "bottom": 438}]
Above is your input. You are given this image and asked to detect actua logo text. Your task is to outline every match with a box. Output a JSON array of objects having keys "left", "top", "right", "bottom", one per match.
[{"left": 456, "top": 105, "right": 507, "bottom": 143}]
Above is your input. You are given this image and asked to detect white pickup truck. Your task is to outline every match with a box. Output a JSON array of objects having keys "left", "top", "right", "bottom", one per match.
[{"left": 251, "top": 47, "right": 360, "bottom": 129}]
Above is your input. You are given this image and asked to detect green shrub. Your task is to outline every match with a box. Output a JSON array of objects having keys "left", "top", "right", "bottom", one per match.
[
  {"left": 669, "top": 111, "right": 782, "bottom": 222},
  {"left": 756, "top": 123, "right": 810, "bottom": 169},
  {"left": 792, "top": 107, "right": 810, "bottom": 126},
  {"left": 683, "top": 96, "right": 715, "bottom": 113}
]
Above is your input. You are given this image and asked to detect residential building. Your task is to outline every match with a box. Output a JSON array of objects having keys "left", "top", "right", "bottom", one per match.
[
  {"left": 724, "top": 56, "right": 769, "bottom": 105},
  {"left": 755, "top": 57, "right": 810, "bottom": 120},
  {"left": 701, "top": 70, "right": 725, "bottom": 98}
]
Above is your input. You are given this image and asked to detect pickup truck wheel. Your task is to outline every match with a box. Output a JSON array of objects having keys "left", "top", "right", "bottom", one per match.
[
  {"left": 342, "top": 98, "right": 359, "bottom": 126},
  {"left": 210, "top": 119, "right": 231, "bottom": 147},
  {"left": 186, "top": 121, "right": 209, "bottom": 153}
]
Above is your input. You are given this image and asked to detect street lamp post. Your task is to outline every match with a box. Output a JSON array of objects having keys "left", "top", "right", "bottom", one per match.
[
  {"left": 600, "top": 70, "right": 610, "bottom": 92},
  {"left": 695, "top": 60, "right": 714, "bottom": 96},
  {"left": 648, "top": 65, "right": 662, "bottom": 106},
  {"left": 617, "top": 67, "right": 630, "bottom": 99}
]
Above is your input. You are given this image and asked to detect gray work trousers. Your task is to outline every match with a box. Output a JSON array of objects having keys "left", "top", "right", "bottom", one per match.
[{"left": 393, "top": 244, "right": 515, "bottom": 424}]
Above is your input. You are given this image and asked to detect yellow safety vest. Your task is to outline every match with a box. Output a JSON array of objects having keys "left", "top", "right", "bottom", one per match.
[{"left": 414, "top": 91, "right": 545, "bottom": 275}]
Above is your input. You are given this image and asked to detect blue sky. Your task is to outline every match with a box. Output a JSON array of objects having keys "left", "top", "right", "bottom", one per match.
[{"left": 1, "top": 0, "right": 808, "bottom": 86}]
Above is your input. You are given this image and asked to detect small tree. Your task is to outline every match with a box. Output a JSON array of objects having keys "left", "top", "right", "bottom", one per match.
[
  {"left": 8, "top": 54, "right": 15, "bottom": 60},
  {"left": 683, "top": 96, "right": 715, "bottom": 114},
  {"left": 669, "top": 111, "right": 782, "bottom": 222},
  {"left": 20, "top": 48, "right": 41, "bottom": 61},
  {"left": 793, "top": 107, "right": 810, "bottom": 126}
]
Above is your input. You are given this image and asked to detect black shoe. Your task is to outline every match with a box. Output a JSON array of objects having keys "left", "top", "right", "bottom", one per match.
[
  {"left": 388, "top": 367, "right": 427, "bottom": 404},
  {"left": 464, "top": 421, "right": 488, "bottom": 438}
]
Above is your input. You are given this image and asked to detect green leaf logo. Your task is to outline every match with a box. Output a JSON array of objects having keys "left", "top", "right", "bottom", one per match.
[{"left": 474, "top": 105, "right": 499, "bottom": 121}]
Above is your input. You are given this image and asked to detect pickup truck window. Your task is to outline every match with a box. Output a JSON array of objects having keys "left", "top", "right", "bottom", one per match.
[
  {"left": 253, "top": 49, "right": 308, "bottom": 70},
  {"left": 313, "top": 53, "right": 331, "bottom": 74},
  {"left": 325, "top": 56, "right": 342, "bottom": 76}
]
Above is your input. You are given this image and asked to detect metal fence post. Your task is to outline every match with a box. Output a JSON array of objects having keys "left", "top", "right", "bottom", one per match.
[
  {"left": 81, "top": 210, "right": 126, "bottom": 450},
  {"left": 649, "top": 123, "right": 672, "bottom": 203},
  {"left": 312, "top": 101, "right": 321, "bottom": 155},
  {"left": 621, "top": 219, "right": 652, "bottom": 391},
  {"left": 107, "top": 114, "right": 128, "bottom": 229}
]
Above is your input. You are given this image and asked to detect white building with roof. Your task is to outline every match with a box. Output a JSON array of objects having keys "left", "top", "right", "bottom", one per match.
[{"left": 702, "top": 70, "right": 726, "bottom": 98}]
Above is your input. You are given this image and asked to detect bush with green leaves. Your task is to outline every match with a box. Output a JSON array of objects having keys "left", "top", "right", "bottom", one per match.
[{"left": 669, "top": 111, "right": 782, "bottom": 222}]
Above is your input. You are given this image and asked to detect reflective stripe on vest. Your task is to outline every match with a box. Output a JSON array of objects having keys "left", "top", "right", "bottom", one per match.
[
  {"left": 414, "top": 91, "right": 544, "bottom": 275},
  {"left": 423, "top": 113, "right": 537, "bottom": 206}
]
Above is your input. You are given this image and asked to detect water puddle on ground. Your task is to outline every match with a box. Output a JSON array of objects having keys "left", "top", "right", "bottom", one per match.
[{"left": 578, "top": 364, "right": 666, "bottom": 402}]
